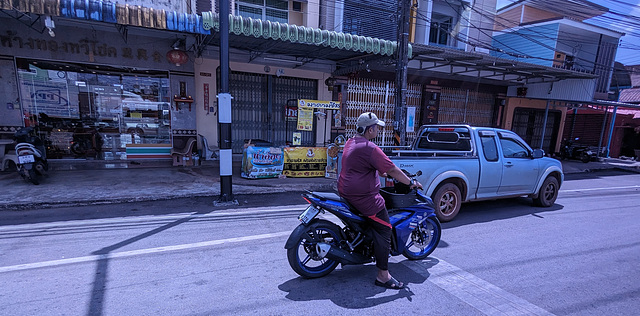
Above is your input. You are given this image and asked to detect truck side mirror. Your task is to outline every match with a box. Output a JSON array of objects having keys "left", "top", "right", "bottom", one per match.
[{"left": 532, "top": 148, "right": 544, "bottom": 159}]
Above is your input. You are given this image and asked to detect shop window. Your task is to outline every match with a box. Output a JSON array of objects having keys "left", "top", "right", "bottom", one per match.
[{"left": 17, "top": 60, "right": 170, "bottom": 160}]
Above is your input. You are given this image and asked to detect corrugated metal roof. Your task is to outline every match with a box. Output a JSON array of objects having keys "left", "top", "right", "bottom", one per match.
[
  {"left": 409, "top": 43, "right": 597, "bottom": 86},
  {"left": 619, "top": 88, "right": 640, "bottom": 104}
]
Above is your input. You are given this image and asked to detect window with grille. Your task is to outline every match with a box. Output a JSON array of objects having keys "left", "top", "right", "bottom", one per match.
[
  {"left": 235, "top": 0, "right": 288, "bottom": 24},
  {"left": 430, "top": 15, "right": 452, "bottom": 46}
]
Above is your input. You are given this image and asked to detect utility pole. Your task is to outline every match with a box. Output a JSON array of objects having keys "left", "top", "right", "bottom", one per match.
[
  {"left": 215, "top": 0, "right": 237, "bottom": 206},
  {"left": 394, "top": 0, "right": 411, "bottom": 146}
]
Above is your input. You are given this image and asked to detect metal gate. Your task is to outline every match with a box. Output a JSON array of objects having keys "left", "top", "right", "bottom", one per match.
[
  {"left": 224, "top": 70, "right": 317, "bottom": 153},
  {"left": 344, "top": 78, "right": 421, "bottom": 146},
  {"left": 273, "top": 76, "right": 317, "bottom": 147},
  {"left": 438, "top": 87, "right": 496, "bottom": 126},
  {"left": 512, "top": 108, "right": 561, "bottom": 153}
]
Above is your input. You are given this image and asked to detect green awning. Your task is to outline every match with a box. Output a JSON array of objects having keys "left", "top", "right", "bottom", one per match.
[{"left": 201, "top": 12, "right": 411, "bottom": 58}]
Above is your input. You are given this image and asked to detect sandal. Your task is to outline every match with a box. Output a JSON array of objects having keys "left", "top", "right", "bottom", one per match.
[{"left": 374, "top": 277, "right": 405, "bottom": 289}]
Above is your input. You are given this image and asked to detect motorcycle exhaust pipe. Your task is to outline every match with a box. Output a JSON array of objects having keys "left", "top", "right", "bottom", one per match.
[
  {"left": 35, "top": 163, "right": 46, "bottom": 175},
  {"left": 316, "top": 242, "right": 369, "bottom": 265}
]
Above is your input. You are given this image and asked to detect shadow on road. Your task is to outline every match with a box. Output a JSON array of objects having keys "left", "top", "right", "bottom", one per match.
[
  {"left": 279, "top": 259, "right": 438, "bottom": 309},
  {"left": 564, "top": 169, "right": 634, "bottom": 181},
  {"left": 442, "top": 198, "right": 565, "bottom": 229},
  {"left": 86, "top": 209, "right": 213, "bottom": 316}
]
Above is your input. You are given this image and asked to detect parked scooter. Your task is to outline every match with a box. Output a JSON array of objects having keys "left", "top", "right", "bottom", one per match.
[
  {"left": 560, "top": 138, "right": 596, "bottom": 163},
  {"left": 14, "top": 127, "right": 48, "bottom": 185},
  {"left": 285, "top": 170, "right": 441, "bottom": 278}
]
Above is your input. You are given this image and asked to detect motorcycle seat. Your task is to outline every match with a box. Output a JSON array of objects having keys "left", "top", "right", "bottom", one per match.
[{"left": 309, "top": 191, "right": 346, "bottom": 203}]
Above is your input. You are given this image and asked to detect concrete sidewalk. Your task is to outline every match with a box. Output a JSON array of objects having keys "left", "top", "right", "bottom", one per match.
[
  {"left": 0, "top": 156, "right": 638, "bottom": 210},
  {"left": 0, "top": 158, "right": 336, "bottom": 210}
]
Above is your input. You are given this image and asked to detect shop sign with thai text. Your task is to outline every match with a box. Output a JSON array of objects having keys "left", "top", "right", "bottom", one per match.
[{"left": 298, "top": 99, "right": 340, "bottom": 109}]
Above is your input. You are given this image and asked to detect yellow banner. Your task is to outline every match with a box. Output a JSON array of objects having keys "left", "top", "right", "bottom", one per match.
[
  {"left": 283, "top": 147, "right": 327, "bottom": 177},
  {"left": 298, "top": 99, "right": 340, "bottom": 109}
]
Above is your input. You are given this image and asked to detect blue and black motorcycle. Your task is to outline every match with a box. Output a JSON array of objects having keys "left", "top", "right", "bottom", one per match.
[{"left": 285, "top": 171, "right": 441, "bottom": 278}]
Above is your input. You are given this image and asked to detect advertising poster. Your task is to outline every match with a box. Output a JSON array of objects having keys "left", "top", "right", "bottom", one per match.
[
  {"left": 241, "top": 146, "right": 284, "bottom": 179},
  {"left": 292, "top": 132, "right": 302, "bottom": 145},
  {"left": 297, "top": 107, "right": 313, "bottom": 131},
  {"left": 325, "top": 144, "right": 340, "bottom": 179},
  {"left": 283, "top": 147, "right": 327, "bottom": 177}
]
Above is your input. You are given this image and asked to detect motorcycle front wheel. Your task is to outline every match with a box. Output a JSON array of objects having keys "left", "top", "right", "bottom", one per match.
[
  {"left": 403, "top": 217, "right": 441, "bottom": 260},
  {"left": 286, "top": 220, "right": 342, "bottom": 279}
]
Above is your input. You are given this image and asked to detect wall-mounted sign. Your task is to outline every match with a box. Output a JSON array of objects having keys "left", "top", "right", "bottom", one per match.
[
  {"left": 203, "top": 83, "right": 210, "bottom": 111},
  {"left": 298, "top": 99, "right": 340, "bottom": 109},
  {"left": 406, "top": 107, "right": 415, "bottom": 133},
  {"left": 286, "top": 105, "right": 298, "bottom": 121}
]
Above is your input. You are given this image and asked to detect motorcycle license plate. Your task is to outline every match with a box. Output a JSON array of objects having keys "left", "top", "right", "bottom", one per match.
[
  {"left": 18, "top": 155, "right": 35, "bottom": 164},
  {"left": 298, "top": 206, "right": 320, "bottom": 224}
]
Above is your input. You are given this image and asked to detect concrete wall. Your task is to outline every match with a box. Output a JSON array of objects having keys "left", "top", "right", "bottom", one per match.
[{"left": 521, "top": 5, "right": 562, "bottom": 24}]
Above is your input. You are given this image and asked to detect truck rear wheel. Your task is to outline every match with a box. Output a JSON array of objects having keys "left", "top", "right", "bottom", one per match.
[{"left": 432, "top": 183, "right": 461, "bottom": 222}]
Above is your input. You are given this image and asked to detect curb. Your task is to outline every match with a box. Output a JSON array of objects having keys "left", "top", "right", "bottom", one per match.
[{"left": 0, "top": 182, "right": 337, "bottom": 211}]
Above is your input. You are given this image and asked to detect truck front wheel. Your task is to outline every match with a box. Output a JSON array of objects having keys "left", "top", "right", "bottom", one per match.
[
  {"left": 533, "top": 176, "right": 559, "bottom": 207},
  {"left": 432, "top": 183, "right": 461, "bottom": 222}
]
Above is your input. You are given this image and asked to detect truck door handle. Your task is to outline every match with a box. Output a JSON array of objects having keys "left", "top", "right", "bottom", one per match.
[{"left": 504, "top": 162, "right": 513, "bottom": 167}]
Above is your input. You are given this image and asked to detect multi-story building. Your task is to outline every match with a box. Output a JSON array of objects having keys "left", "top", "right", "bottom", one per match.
[{"left": 488, "top": 0, "right": 627, "bottom": 154}]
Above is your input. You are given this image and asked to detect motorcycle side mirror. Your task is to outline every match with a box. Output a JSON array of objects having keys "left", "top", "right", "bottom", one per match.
[
  {"left": 415, "top": 170, "right": 423, "bottom": 177},
  {"left": 532, "top": 148, "right": 544, "bottom": 159}
]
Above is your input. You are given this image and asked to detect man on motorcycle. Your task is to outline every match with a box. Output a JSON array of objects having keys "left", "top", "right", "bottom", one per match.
[{"left": 338, "top": 112, "right": 423, "bottom": 290}]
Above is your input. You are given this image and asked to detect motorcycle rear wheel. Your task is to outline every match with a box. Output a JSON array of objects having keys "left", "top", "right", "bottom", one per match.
[
  {"left": 403, "top": 217, "right": 441, "bottom": 260},
  {"left": 286, "top": 220, "right": 342, "bottom": 279},
  {"left": 28, "top": 168, "right": 40, "bottom": 185}
]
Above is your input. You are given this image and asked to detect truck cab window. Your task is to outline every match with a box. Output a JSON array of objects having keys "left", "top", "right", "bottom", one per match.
[
  {"left": 480, "top": 135, "right": 498, "bottom": 161},
  {"left": 500, "top": 138, "right": 529, "bottom": 158}
]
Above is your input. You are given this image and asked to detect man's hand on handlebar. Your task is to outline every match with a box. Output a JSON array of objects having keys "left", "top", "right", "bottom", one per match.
[{"left": 409, "top": 179, "right": 423, "bottom": 190}]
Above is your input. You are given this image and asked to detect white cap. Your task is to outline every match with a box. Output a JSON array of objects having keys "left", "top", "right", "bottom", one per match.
[{"left": 356, "top": 112, "right": 385, "bottom": 129}]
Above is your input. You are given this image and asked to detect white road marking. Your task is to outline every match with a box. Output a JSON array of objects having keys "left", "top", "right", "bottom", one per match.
[
  {"left": 0, "top": 231, "right": 291, "bottom": 273},
  {"left": 0, "top": 204, "right": 308, "bottom": 232},
  {"left": 404, "top": 258, "right": 555, "bottom": 316},
  {"left": 560, "top": 185, "right": 640, "bottom": 193}
]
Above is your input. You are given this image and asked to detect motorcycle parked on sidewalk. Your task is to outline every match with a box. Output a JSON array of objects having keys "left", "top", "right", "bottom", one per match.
[
  {"left": 285, "top": 171, "right": 441, "bottom": 278},
  {"left": 14, "top": 127, "right": 48, "bottom": 185},
  {"left": 560, "top": 138, "right": 596, "bottom": 163}
]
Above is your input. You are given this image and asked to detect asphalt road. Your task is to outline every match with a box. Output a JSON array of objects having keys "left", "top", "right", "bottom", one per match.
[{"left": 0, "top": 170, "right": 638, "bottom": 316}]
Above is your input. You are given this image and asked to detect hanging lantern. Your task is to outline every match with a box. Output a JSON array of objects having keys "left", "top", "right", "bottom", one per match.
[{"left": 166, "top": 49, "right": 189, "bottom": 66}]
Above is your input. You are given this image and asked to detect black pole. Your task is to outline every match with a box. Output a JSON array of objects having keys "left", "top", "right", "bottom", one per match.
[
  {"left": 394, "top": 0, "right": 411, "bottom": 146},
  {"left": 216, "top": 0, "right": 236, "bottom": 205}
]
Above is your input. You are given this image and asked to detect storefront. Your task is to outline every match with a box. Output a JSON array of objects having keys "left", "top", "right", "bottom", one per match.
[
  {"left": 0, "top": 15, "right": 196, "bottom": 160},
  {"left": 15, "top": 59, "right": 171, "bottom": 159}
]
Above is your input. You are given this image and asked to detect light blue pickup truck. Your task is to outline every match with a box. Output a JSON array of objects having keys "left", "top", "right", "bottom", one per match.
[{"left": 387, "top": 125, "right": 564, "bottom": 222}]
